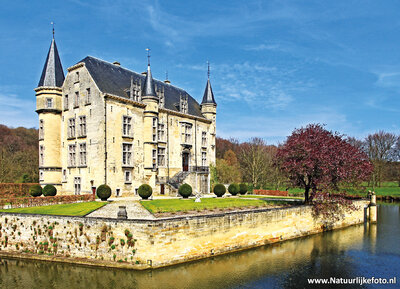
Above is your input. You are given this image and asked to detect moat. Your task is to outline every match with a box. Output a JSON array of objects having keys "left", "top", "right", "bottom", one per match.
[{"left": 0, "top": 203, "right": 398, "bottom": 289}]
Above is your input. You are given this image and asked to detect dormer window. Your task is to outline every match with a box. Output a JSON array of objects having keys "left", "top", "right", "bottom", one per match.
[
  {"left": 180, "top": 94, "right": 188, "bottom": 114},
  {"left": 46, "top": 98, "right": 53, "bottom": 108}
]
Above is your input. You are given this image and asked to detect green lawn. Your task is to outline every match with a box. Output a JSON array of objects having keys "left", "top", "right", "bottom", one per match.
[
  {"left": 0, "top": 202, "right": 106, "bottom": 216},
  {"left": 140, "top": 198, "right": 292, "bottom": 214},
  {"left": 239, "top": 195, "right": 304, "bottom": 200},
  {"left": 342, "top": 182, "right": 400, "bottom": 196}
]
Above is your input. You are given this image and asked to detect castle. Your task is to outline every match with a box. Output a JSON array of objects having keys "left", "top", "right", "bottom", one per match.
[{"left": 35, "top": 35, "right": 216, "bottom": 196}]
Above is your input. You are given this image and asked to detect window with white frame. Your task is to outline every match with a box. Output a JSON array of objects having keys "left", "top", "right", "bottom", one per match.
[
  {"left": 202, "top": 152, "right": 207, "bottom": 167},
  {"left": 68, "top": 118, "right": 76, "bottom": 138},
  {"left": 158, "top": 147, "right": 166, "bottom": 167},
  {"left": 124, "top": 170, "right": 132, "bottom": 183},
  {"left": 122, "top": 143, "right": 133, "bottom": 166},
  {"left": 74, "top": 91, "right": 79, "bottom": 107},
  {"left": 158, "top": 123, "right": 165, "bottom": 142},
  {"left": 78, "top": 116, "right": 86, "bottom": 137},
  {"left": 46, "top": 98, "right": 53, "bottom": 108},
  {"left": 123, "top": 116, "right": 132, "bottom": 137},
  {"left": 152, "top": 118, "right": 157, "bottom": 142},
  {"left": 202, "top": 131, "right": 207, "bottom": 147},
  {"left": 39, "top": 119, "right": 44, "bottom": 140},
  {"left": 39, "top": 145, "right": 44, "bottom": 166},
  {"left": 181, "top": 123, "right": 192, "bottom": 144},
  {"left": 180, "top": 94, "right": 188, "bottom": 114},
  {"left": 152, "top": 149, "right": 157, "bottom": 169},
  {"left": 79, "top": 143, "right": 87, "bottom": 166},
  {"left": 68, "top": 144, "right": 76, "bottom": 167},
  {"left": 86, "top": 88, "right": 91, "bottom": 104}
]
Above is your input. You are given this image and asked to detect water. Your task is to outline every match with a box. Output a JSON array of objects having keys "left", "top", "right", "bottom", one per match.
[{"left": 0, "top": 204, "right": 399, "bottom": 289}]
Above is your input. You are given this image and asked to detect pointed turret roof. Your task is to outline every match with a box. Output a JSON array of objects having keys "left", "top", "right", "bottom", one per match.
[
  {"left": 38, "top": 38, "right": 65, "bottom": 87},
  {"left": 141, "top": 64, "right": 157, "bottom": 98},
  {"left": 201, "top": 79, "right": 216, "bottom": 105}
]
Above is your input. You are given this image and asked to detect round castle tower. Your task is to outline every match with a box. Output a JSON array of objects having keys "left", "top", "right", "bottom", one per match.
[{"left": 35, "top": 35, "right": 65, "bottom": 189}]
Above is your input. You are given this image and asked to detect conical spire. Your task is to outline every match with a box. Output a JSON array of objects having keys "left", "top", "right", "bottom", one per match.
[
  {"left": 141, "top": 48, "right": 157, "bottom": 98},
  {"left": 38, "top": 37, "right": 65, "bottom": 87},
  {"left": 201, "top": 62, "right": 216, "bottom": 105}
]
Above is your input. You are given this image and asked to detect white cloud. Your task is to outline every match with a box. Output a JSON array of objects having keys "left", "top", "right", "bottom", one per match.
[{"left": 0, "top": 93, "right": 37, "bottom": 128}]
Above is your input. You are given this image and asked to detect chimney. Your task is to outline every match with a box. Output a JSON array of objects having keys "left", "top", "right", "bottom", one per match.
[
  {"left": 164, "top": 79, "right": 171, "bottom": 84},
  {"left": 113, "top": 61, "right": 121, "bottom": 66}
]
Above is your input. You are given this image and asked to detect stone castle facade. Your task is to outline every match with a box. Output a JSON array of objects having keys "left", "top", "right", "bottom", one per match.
[{"left": 35, "top": 36, "right": 217, "bottom": 196}]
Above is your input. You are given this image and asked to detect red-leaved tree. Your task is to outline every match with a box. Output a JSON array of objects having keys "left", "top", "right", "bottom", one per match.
[{"left": 276, "top": 124, "right": 373, "bottom": 203}]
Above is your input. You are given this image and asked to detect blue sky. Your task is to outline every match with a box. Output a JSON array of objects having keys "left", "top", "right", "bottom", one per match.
[{"left": 1, "top": 0, "right": 399, "bottom": 144}]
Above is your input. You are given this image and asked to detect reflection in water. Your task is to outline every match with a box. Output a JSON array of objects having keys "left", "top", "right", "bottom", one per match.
[{"left": 0, "top": 204, "right": 399, "bottom": 289}]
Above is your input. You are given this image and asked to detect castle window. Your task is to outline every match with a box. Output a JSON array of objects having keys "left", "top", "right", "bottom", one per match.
[
  {"left": 68, "top": 118, "right": 76, "bottom": 138},
  {"left": 124, "top": 170, "right": 132, "bottom": 184},
  {"left": 74, "top": 92, "right": 79, "bottom": 108},
  {"left": 202, "top": 152, "right": 207, "bottom": 167},
  {"left": 122, "top": 116, "right": 132, "bottom": 137},
  {"left": 158, "top": 123, "right": 165, "bottom": 142},
  {"left": 152, "top": 118, "right": 157, "bottom": 142},
  {"left": 78, "top": 116, "right": 86, "bottom": 137},
  {"left": 39, "top": 170, "right": 44, "bottom": 181},
  {"left": 79, "top": 143, "right": 87, "bottom": 166},
  {"left": 152, "top": 149, "right": 157, "bottom": 169},
  {"left": 39, "top": 145, "right": 44, "bottom": 166},
  {"left": 181, "top": 123, "right": 192, "bottom": 144},
  {"left": 86, "top": 88, "right": 91, "bottom": 104},
  {"left": 180, "top": 94, "right": 188, "bottom": 114},
  {"left": 39, "top": 119, "right": 44, "bottom": 140},
  {"left": 158, "top": 147, "right": 166, "bottom": 167},
  {"left": 46, "top": 98, "right": 53, "bottom": 109},
  {"left": 64, "top": 95, "right": 69, "bottom": 110},
  {"left": 202, "top": 131, "right": 207, "bottom": 147},
  {"left": 75, "top": 71, "right": 79, "bottom": 82},
  {"left": 62, "top": 169, "right": 67, "bottom": 182},
  {"left": 122, "top": 143, "right": 133, "bottom": 166},
  {"left": 159, "top": 94, "right": 165, "bottom": 108},
  {"left": 68, "top": 144, "right": 76, "bottom": 167}
]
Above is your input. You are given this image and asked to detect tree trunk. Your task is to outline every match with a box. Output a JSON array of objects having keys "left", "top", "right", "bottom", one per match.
[{"left": 305, "top": 186, "right": 310, "bottom": 203}]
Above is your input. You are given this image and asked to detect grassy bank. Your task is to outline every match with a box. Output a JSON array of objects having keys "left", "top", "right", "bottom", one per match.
[
  {"left": 0, "top": 202, "right": 106, "bottom": 216},
  {"left": 140, "top": 198, "right": 292, "bottom": 214},
  {"left": 239, "top": 195, "right": 304, "bottom": 200}
]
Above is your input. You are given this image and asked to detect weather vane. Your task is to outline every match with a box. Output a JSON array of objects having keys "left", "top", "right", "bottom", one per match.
[
  {"left": 207, "top": 60, "right": 210, "bottom": 79},
  {"left": 166, "top": 70, "right": 168, "bottom": 81},
  {"left": 51, "top": 21, "right": 55, "bottom": 38},
  {"left": 146, "top": 48, "right": 151, "bottom": 65}
]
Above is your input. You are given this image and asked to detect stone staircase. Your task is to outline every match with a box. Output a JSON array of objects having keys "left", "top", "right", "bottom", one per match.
[{"left": 167, "top": 171, "right": 190, "bottom": 190}]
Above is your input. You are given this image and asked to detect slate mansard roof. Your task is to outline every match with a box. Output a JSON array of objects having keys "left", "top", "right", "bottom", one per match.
[
  {"left": 78, "top": 56, "right": 205, "bottom": 118},
  {"left": 38, "top": 38, "right": 65, "bottom": 87}
]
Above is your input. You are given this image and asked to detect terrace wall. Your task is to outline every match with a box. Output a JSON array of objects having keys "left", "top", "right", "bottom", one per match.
[{"left": 0, "top": 200, "right": 368, "bottom": 269}]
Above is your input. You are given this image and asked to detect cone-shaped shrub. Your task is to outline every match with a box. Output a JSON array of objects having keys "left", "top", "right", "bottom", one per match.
[
  {"left": 97, "top": 184, "right": 112, "bottom": 201},
  {"left": 29, "top": 184, "right": 42, "bottom": 197},
  {"left": 239, "top": 183, "right": 248, "bottom": 195},
  {"left": 213, "top": 184, "right": 226, "bottom": 197},
  {"left": 43, "top": 184, "right": 57, "bottom": 197},
  {"left": 138, "top": 184, "right": 152, "bottom": 200},
  {"left": 178, "top": 183, "right": 192, "bottom": 198},
  {"left": 228, "top": 183, "right": 239, "bottom": 196}
]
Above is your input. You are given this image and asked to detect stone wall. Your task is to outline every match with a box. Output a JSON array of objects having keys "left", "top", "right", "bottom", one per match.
[{"left": 0, "top": 200, "right": 368, "bottom": 269}]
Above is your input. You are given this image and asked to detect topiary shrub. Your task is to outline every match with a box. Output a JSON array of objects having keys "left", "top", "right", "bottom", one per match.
[
  {"left": 97, "top": 184, "right": 112, "bottom": 201},
  {"left": 239, "top": 183, "right": 248, "bottom": 195},
  {"left": 213, "top": 184, "right": 226, "bottom": 197},
  {"left": 178, "top": 183, "right": 192, "bottom": 198},
  {"left": 138, "top": 184, "right": 152, "bottom": 200},
  {"left": 228, "top": 183, "right": 240, "bottom": 196},
  {"left": 29, "top": 185, "right": 42, "bottom": 197},
  {"left": 43, "top": 184, "right": 57, "bottom": 197}
]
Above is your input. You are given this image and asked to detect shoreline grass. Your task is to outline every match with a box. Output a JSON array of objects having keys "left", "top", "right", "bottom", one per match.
[
  {"left": 239, "top": 195, "right": 304, "bottom": 200},
  {"left": 0, "top": 202, "right": 106, "bottom": 216},
  {"left": 140, "top": 198, "right": 292, "bottom": 214}
]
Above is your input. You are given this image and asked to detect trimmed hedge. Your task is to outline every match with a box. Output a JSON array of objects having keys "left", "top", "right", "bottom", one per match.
[
  {"left": 0, "top": 194, "right": 95, "bottom": 209},
  {"left": 138, "top": 184, "right": 152, "bottom": 200},
  {"left": 97, "top": 184, "right": 112, "bottom": 201},
  {"left": 178, "top": 183, "right": 192, "bottom": 198},
  {"left": 29, "top": 185, "right": 42, "bottom": 197},
  {"left": 239, "top": 183, "right": 248, "bottom": 195},
  {"left": 213, "top": 184, "right": 226, "bottom": 197},
  {"left": 228, "top": 183, "right": 240, "bottom": 196},
  {"left": 43, "top": 184, "right": 57, "bottom": 197}
]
